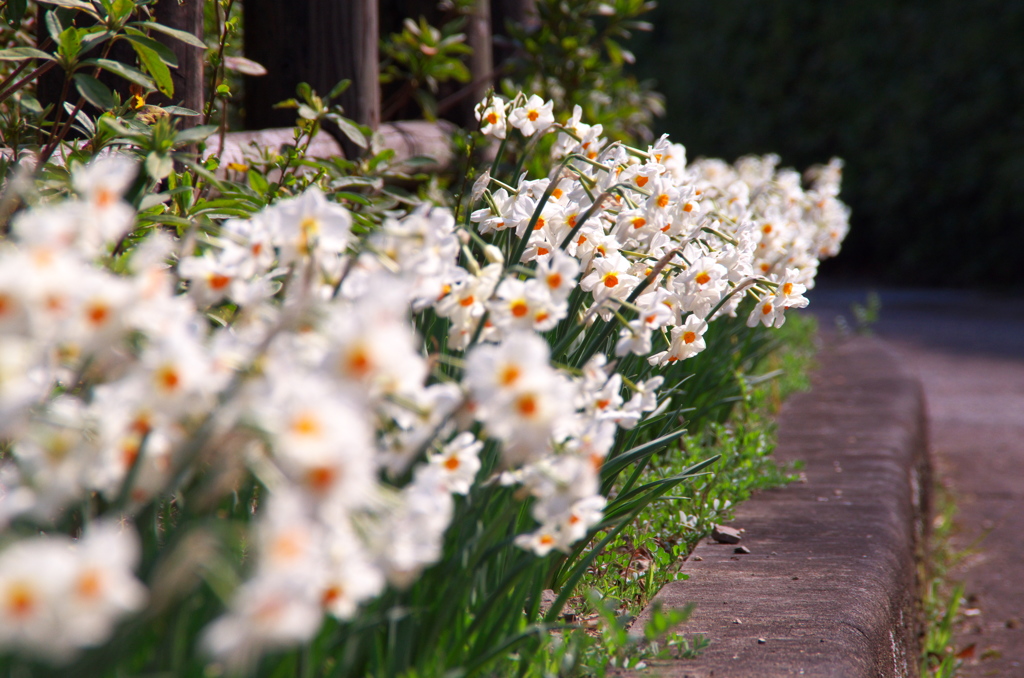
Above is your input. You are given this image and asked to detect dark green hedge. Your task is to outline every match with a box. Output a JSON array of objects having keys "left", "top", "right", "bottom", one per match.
[{"left": 628, "top": 1, "right": 1024, "bottom": 287}]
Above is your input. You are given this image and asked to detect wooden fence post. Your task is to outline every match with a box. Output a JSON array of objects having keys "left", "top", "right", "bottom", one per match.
[
  {"left": 152, "top": 0, "right": 205, "bottom": 123},
  {"left": 243, "top": 0, "right": 381, "bottom": 158},
  {"left": 464, "top": 0, "right": 493, "bottom": 120}
]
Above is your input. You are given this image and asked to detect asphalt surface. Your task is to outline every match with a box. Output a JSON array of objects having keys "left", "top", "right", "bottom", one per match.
[{"left": 808, "top": 285, "right": 1024, "bottom": 677}]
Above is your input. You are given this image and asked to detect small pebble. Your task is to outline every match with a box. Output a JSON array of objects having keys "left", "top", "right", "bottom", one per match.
[
  {"left": 711, "top": 525, "right": 742, "bottom": 544},
  {"left": 757, "top": 638, "right": 767, "bottom": 644},
  {"left": 692, "top": 555, "right": 703, "bottom": 561},
  {"left": 735, "top": 546, "right": 751, "bottom": 554},
  {"left": 733, "top": 618, "right": 742, "bottom": 624}
]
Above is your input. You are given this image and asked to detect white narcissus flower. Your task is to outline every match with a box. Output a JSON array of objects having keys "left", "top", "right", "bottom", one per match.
[
  {"left": 62, "top": 521, "right": 147, "bottom": 649},
  {"left": 474, "top": 96, "right": 508, "bottom": 139},
  {"left": 0, "top": 536, "right": 75, "bottom": 661},
  {"left": 508, "top": 94, "right": 555, "bottom": 137},
  {"left": 257, "top": 376, "right": 378, "bottom": 508},
  {"left": 534, "top": 248, "right": 580, "bottom": 301},
  {"left": 429, "top": 432, "right": 483, "bottom": 495},
  {"left": 321, "top": 524, "right": 385, "bottom": 620},
  {"left": 746, "top": 295, "right": 787, "bottom": 329},
  {"left": 649, "top": 314, "right": 709, "bottom": 366},
  {"left": 72, "top": 155, "right": 138, "bottom": 250},
  {"left": 202, "top": 576, "right": 323, "bottom": 673},
  {"left": 266, "top": 186, "right": 353, "bottom": 263}
]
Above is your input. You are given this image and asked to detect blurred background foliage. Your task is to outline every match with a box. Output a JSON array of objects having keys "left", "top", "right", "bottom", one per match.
[{"left": 627, "top": 1, "right": 1024, "bottom": 289}]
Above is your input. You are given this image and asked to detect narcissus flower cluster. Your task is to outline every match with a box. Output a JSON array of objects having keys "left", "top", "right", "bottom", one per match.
[{"left": 0, "top": 94, "right": 848, "bottom": 671}]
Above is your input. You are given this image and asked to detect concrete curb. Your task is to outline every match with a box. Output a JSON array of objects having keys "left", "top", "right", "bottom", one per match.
[{"left": 633, "top": 335, "right": 930, "bottom": 677}]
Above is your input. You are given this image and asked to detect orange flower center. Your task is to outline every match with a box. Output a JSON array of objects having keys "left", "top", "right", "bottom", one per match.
[
  {"left": 603, "top": 273, "right": 619, "bottom": 288},
  {"left": 656, "top": 194, "right": 669, "bottom": 208},
  {"left": 95, "top": 188, "right": 115, "bottom": 209},
  {"left": 636, "top": 176, "right": 649, "bottom": 187},
  {"left": 75, "top": 570, "right": 103, "bottom": 600},
  {"left": 444, "top": 456, "right": 460, "bottom": 471},
  {"left": 5, "top": 582, "right": 36, "bottom": 618},
  {"left": 343, "top": 346, "right": 373, "bottom": 378},
  {"left": 156, "top": 365, "right": 181, "bottom": 392},
  {"left": 499, "top": 365, "right": 521, "bottom": 386},
  {"left": 511, "top": 300, "right": 529, "bottom": 317},
  {"left": 527, "top": 110, "right": 539, "bottom": 122},
  {"left": 546, "top": 273, "right": 562, "bottom": 289},
  {"left": 516, "top": 394, "right": 538, "bottom": 416},
  {"left": 306, "top": 466, "right": 337, "bottom": 493},
  {"left": 695, "top": 272, "right": 711, "bottom": 285},
  {"left": 683, "top": 331, "right": 697, "bottom": 344},
  {"left": 209, "top": 273, "right": 231, "bottom": 291},
  {"left": 86, "top": 301, "right": 110, "bottom": 326},
  {"left": 291, "top": 413, "right": 322, "bottom": 437}
]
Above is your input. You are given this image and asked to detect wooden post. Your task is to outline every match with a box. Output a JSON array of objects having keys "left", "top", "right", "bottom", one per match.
[
  {"left": 244, "top": 0, "right": 381, "bottom": 158},
  {"left": 152, "top": 0, "right": 205, "bottom": 122},
  {"left": 464, "top": 0, "right": 493, "bottom": 120}
]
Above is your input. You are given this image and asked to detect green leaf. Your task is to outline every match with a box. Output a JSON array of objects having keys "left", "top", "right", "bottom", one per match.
[
  {"left": 83, "top": 58, "right": 155, "bottom": 90},
  {"left": 328, "top": 78, "right": 351, "bottom": 100},
  {"left": 0, "top": 47, "right": 55, "bottom": 62},
  {"left": 37, "top": 0, "right": 99, "bottom": 18},
  {"left": 122, "top": 29, "right": 179, "bottom": 67},
  {"left": 326, "top": 114, "right": 368, "bottom": 149},
  {"left": 131, "top": 21, "right": 207, "bottom": 50},
  {"left": 44, "top": 10, "right": 63, "bottom": 44},
  {"left": 162, "top": 106, "right": 200, "bottom": 116},
  {"left": 604, "top": 38, "right": 624, "bottom": 66},
  {"left": 57, "top": 26, "right": 81, "bottom": 62},
  {"left": 600, "top": 428, "right": 690, "bottom": 481},
  {"left": 247, "top": 169, "right": 269, "bottom": 195},
  {"left": 128, "top": 39, "right": 174, "bottom": 97},
  {"left": 145, "top": 151, "right": 173, "bottom": 180},
  {"left": 73, "top": 73, "right": 116, "bottom": 109},
  {"left": 4, "top": 0, "right": 28, "bottom": 26},
  {"left": 174, "top": 124, "right": 217, "bottom": 144}
]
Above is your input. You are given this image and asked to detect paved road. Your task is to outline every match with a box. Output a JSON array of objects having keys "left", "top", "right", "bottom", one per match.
[{"left": 808, "top": 286, "right": 1024, "bottom": 677}]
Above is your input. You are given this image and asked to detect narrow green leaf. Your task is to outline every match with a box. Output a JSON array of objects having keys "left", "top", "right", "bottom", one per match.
[
  {"left": 37, "top": 0, "right": 99, "bottom": 17},
  {"left": 328, "top": 115, "right": 368, "bottom": 149},
  {"left": 73, "top": 73, "right": 116, "bottom": 109},
  {"left": 128, "top": 40, "right": 173, "bottom": 97},
  {"left": 0, "top": 47, "right": 55, "bottom": 62},
  {"left": 162, "top": 105, "right": 200, "bottom": 116},
  {"left": 122, "top": 29, "right": 179, "bottom": 67},
  {"left": 83, "top": 58, "right": 154, "bottom": 89},
  {"left": 131, "top": 21, "right": 207, "bottom": 50},
  {"left": 328, "top": 78, "right": 351, "bottom": 100},
  {"left": 44, "top": 10, "right": 63, "bottom": 44},
  {"left": 600, "top": 428, "right": 688, "bottom": 480},
  {"left": 174, "top": 124, "right": 217, "bottom": 144}
]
